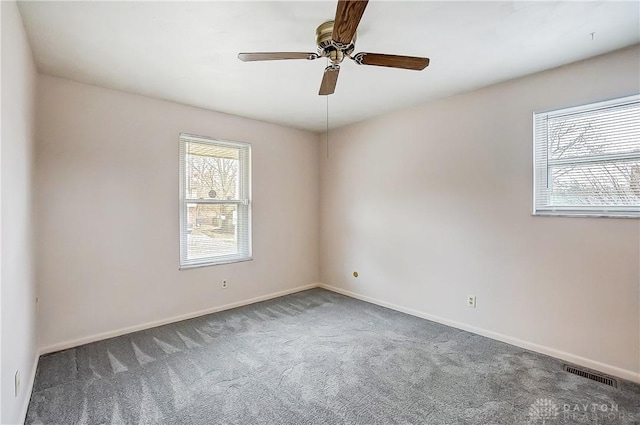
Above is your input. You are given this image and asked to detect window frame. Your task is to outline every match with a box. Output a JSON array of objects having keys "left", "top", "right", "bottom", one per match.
[
  {"left": 179, "top": 133, "right": 252, "bottom": 269},
  {"left": 532, "top": 94, "right": 640, "bottom": 218}
]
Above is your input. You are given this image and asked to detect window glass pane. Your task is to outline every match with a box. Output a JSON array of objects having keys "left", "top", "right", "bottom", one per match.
[
  {"left": 186, "top": 203, "right": 239, "bottom": 261},
  {"left": 548, "top": 103, "right": 640, "bottom": 161},
  {"left": 185, "top": 142, "right": 240, "bottom": 200},
  {"left": 549, "top": 159, "right": 640, "bottom": 206}
]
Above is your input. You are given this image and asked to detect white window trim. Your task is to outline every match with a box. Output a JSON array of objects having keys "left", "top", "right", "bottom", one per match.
[
  {"left": 179, "top": 133, "right": 252, "bottom": 269},
  {"left": 532, "top": 94, "right": 640, "bottom": 218}
]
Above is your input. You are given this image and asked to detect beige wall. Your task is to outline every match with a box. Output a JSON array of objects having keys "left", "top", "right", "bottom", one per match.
[
  {"left": 320, "top": 45, "right": 640, "bottom": 382},
  {"left": 36, "top": 75, "right": 320, "bottom": 351},
  {"left": 1, "top": 1, "right": 39, "bottom": 423}
]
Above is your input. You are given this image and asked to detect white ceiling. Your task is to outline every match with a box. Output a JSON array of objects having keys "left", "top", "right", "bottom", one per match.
[{"left": 17, "top": 1, "right": 640, "bottom": 132}]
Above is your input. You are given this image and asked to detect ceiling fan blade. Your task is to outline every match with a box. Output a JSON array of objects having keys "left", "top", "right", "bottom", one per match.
[
  {"left": 332, "top": 0, "right": 368, "bottom": 48},
  {"left": 352, "top": 53, "right": 430, "bottom": 70},
  {"left": 319, "top": 66, "right": 340, "bottom": 96},
  {"left": 238, "top": 52, "right": 319, "bottom": 62}
]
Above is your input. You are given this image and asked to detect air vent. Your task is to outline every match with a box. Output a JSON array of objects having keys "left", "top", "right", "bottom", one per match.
[{"left": 563, "top": 365, "right": 617, "bottom": 388}]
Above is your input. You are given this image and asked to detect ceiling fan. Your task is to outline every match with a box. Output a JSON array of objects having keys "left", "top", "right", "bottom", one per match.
[{"left": 238, "top": 0, "right": 430, "bottom": 96}]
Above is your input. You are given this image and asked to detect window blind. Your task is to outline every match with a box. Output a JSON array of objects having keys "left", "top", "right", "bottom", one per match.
[
  {"left": 533, "top": 94, "right": 640, "bottom": 217},
  {"left": 179, "top": 134, "right": 252, "bottom": 268}
]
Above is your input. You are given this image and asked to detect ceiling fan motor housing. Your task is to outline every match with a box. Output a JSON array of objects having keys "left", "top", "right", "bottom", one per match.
[{"left": 316, "top": 20, "right": 355, "bottom": 64}]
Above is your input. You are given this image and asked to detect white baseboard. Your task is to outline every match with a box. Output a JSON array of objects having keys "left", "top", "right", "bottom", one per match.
[
  {"left": 19, "top": 352, "right": 39, "bottom": 425},
  {"left": 37, "top": 281, "right": 640, "bottom": 384},
  {"left": 319, "top": 283, "right": 640, "bottom": 384},
  {"left": 40, "top": 283, "right": 320, "bottom": 355}
]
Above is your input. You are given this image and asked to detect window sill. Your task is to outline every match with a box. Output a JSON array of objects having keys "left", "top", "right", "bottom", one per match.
[
  {"left": 179, "top": 257, "right": 253, "bottom": 270},
  {"left": 532, "top": 211, "right": 639, "bottom": 219}
]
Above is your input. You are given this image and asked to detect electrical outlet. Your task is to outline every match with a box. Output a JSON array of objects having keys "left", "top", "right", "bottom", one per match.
[
  {"left": 222, "top": 280, "right": 228, "bottom": 289},
  {"left": 15, "top": 371, "right": 20, "bottom": 397},
  {"left": 467, "top": 295, "right": 476, "bottom": 308}
]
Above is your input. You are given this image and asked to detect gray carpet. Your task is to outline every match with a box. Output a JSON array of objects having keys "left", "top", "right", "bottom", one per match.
[{"left": 26, "top": 289, "right": 639, "bottom": 424}]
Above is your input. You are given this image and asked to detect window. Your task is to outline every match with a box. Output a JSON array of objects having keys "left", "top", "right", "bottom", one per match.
[
  {"left": 179, "top": 134, "right": 251, "bottom": 268},
  {"left": 533, "top": 94, "right": 640, "bottom": 217}
]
